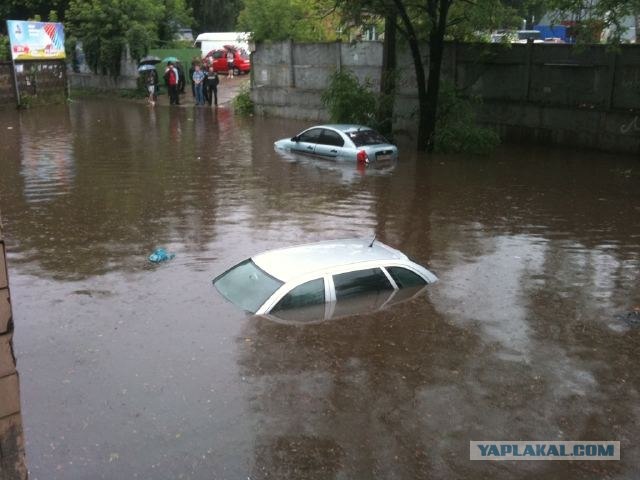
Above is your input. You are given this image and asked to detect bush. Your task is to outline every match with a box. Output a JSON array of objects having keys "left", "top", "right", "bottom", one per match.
[
  {"left": 233, "top": 85, "right": 254, "bottom": 115},
  {"left": 434, "top": 82, "right": 500, "bottom": 154},
  {"left": 321, "top": 70, "right": 377, "bottom": 125},
  {"left": 0, "top": 35, "right": 10, "bottom": 61}
]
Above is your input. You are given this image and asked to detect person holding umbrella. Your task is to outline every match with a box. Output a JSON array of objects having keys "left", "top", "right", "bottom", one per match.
[
  {"left": 146, "top": 68, "right": 158, "bottom": 106},
  {"left": 138, "top": 63, "right": 159, "bottom": 105},
  {"left": 138, "top": 56, "right": 161, "bottom": 105}
]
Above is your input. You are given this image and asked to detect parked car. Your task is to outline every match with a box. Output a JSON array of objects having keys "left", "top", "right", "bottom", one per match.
[
  {"left": 203, "top": 45, "right": 250, "bottom": 75},
  {"left": 514, "top": 30, "right": 544, "bottom": 43},
  {"left": 490, "top": 30, "right": 544, "bottom": 44},
  {"left": 212, "top": 239, "right": 437, "bottom": 322},
  {"left": 274, "top": 125, "right": 398, "bottom": 164}
]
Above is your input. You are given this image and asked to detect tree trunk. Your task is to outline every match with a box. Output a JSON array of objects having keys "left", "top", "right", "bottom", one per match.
[
  {"left": 377, "top": 11, "right": 397, "bottom": 139},
  {"left": 424, "top": 31, "right": 445, "bottom": 152},
  {"left": 423, "top": 0, "right": 451, "bottom": 152},
  {"left": 393, "top": 0, "right": 429, "bottom": 150}
]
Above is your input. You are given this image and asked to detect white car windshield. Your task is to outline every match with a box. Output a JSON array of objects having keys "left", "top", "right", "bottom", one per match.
[{"left": 214, "top": 260, "right": 283, "bottom": 313}]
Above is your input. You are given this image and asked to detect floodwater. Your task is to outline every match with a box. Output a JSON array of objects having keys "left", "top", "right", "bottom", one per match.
[{"left": 0, "top": 99, "right": 639, "bottom": 479}]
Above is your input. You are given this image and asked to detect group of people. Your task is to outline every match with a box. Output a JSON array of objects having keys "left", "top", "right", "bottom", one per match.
[
  {"left": 188, "top": 63, "right": 220, "bottom": 106},
  {"left": 143, "top": 60, "right": 221, "bottom": 107}
]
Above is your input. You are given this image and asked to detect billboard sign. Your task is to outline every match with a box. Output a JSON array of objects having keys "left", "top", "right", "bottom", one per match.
[{"left": 6, "top": 20, "right": 66, "bottom": 60}]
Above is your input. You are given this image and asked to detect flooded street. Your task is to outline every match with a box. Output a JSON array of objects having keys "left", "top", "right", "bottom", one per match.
[{"left": 0, "top": 99, "right": 639, "bottom": 479}]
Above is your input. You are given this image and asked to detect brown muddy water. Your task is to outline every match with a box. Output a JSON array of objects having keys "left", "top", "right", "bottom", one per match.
[{"left": 0, "top": 99, "right": 639, "bottom": 479}]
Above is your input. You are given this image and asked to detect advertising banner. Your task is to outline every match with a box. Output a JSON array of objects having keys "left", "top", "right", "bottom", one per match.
[{"left": 6, "top": 20, "right": 66, "bottom": 60}]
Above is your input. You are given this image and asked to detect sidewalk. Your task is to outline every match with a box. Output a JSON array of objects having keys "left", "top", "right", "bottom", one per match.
[{"left": 153, "top": 75, "right": 248, "bottom": 108}]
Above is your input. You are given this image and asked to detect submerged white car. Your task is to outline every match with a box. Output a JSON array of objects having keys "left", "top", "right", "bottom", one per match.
[
  {"left": 213, "top": 239, "right": 437, "bottom": 321},
  {"left": 274, "top": 125, "right": 398, "bottom": 164}
]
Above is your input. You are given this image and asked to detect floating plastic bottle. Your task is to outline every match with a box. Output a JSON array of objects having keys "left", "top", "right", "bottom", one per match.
[{"left": 148, "top": 248, "right": 175, "bottom": 263}]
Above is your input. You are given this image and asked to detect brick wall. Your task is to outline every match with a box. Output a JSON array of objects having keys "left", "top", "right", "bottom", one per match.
[{"left": 0, "top": 222, "right": 28, "bottom": 480}]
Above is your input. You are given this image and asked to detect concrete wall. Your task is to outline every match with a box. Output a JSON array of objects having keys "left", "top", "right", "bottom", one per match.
[
  {"left": 252, "top": 40, "right": 382, "bottom": 123},
  {"left": 251, "top": 41, "right": 640, "bottom": 154},
  {"left": 68, "top": 72, "right": 138, "bottom": 90},
  {"left": 0, "top": 222, "right": 28, "bottom": 480},
  {"left": 68, "top": 43, "right": 139, "bottom": 90}
]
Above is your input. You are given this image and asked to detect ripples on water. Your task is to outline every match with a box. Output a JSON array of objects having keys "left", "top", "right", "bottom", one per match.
[{"left": 1, "top": 99, "right": 639, "bottom": 479}]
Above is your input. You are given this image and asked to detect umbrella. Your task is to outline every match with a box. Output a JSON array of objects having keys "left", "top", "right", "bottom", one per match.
[
  {"left": 139, "top": 55, "right": 161, "bottom": 65},
  {"left": 140, "top": 55, "right": 161, "bottom": 65},
  {"left": 138, "top": 64, "right": 156, "bottom": 72},
  {"left": 162, "top": 56, "right": 179, "bottom": 63}
]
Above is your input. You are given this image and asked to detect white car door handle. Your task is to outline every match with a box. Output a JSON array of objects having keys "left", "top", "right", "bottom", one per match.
[{"left": 330, "top": 149, "right": 337, "bottom": 153}]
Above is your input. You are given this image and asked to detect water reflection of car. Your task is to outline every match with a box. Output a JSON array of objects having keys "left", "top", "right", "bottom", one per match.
[
  {"left": 213, "top": 239, "right": 437, "bottom": 323},
  {"left": 276, "top": 146, "right": 397, "bottom": 184},
  {"left": 274, "top": 125, "right": 398, "bottom": 164}
]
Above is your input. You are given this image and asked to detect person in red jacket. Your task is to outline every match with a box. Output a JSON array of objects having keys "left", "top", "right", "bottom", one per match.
[{"left": 163, "top": 62, "right": 180, "bottom": 105}]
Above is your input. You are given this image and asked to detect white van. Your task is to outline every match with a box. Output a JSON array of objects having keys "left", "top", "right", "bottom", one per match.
[{"left": 193, "top": 32, "right": 251, "bottom": 58}]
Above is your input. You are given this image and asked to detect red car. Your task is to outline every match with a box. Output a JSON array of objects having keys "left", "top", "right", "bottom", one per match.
[{"left": 203, "top": 45, "right": 250, "bottom": 75}]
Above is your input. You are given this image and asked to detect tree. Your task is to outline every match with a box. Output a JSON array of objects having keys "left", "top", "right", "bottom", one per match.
[
  {"left": 65, "top": 0, "right": 163, "bottom": 75},
  {"left": 237, "top": 0, "right": 337, "bottom": 42},
  {"left": 543, "top": 0, "right": 640, "bottom": 43},
  {"left": 0, "top": 0, "right": 70, "bottom": 29},
  {"left": 188, "top": 0, "right": 242, "bottom": 32},
  {"left": 158, "top": 0, "right": 193, "bottom": 45},
  {"left": 336, "top": 0, "right": 517, "bottom": 152},
  {"left": 0, "top": 35, "right": 10, "bottom": 61}
]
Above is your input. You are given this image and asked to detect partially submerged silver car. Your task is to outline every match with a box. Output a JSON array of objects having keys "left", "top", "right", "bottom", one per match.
[
  {"left": 274, "top": 125, "right": 398, "bottom": 164},
  {"left": 213, "top": 239, "right": 437, "bottom": 321}
]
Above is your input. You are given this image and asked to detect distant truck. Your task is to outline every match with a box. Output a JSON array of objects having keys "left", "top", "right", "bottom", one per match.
[
  {"left": 534, "top": 25, "right": 569, "bottom": 43},
  {"left": 193, "top": 32, "right": 251, "bottom": 58}
]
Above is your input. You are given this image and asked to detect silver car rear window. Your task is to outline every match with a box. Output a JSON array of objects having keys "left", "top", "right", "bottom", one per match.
[{"left": 348, "top": 130, "right": 389, "bottom": 147}]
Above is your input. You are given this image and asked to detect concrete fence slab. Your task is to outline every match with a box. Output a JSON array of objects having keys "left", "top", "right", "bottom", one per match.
[{"left": 251, "top": 40, "right": 640, "bottom": 153}]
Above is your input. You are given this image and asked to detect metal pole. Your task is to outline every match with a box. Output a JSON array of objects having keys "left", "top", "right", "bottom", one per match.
[{"left": 5, "top": 21, "right": 21, "bottom": 107}]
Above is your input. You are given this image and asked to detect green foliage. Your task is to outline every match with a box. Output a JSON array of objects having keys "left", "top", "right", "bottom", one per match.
[
  {"left": 321, "top": 70, "right": 377, "bottom": 125},
  {"left": 233, "top": 85, "right": 254, "bottom": 115},
  {"left": 65, "top": 0, "right": 165, "bottom": 76},
  {"left": 0, "top": 35, "right": 10, "bottom": 61},
  {"left": 0, "top": 0, "right": 70, "bottom": 25},
  {"left": 434, "top": 82, "right": 500, "bottom": 154},
  {"left": 447, "top": 0, "right": 521, "bottom": 41},
  {"left": 118, "top": 88, "right": 148, "bottom": 99},
  {"left": 157, "top": 0, "right": 192, "bottom": 45},
  {"left": 237, "top": 0, "right": 335, "bottom": 42},
  {"left": 19, "top": 91, "right": 67, "bottom": 108},
  {"left": 162, "top": 39, "right": 194, "bottom": 49},
  {"left": 189, "top": 0, "right": 242, "bottom": 32},
  {"left": 544, "top": 0, "right": 640, "bottom": 43}
]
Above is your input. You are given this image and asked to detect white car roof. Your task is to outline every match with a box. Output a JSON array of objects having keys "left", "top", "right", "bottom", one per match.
[
  {"left": 252, "top": 238, "right": 406, "bottom": 282},
  {"left": 317, "top": 124, "right": 373, "bottom": 133}
]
